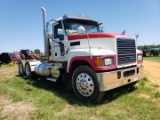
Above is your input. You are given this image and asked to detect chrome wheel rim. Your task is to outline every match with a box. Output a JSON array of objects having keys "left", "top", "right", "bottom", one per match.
[{"left": 76, "top": 73, "right": 94, "bottom": 97}]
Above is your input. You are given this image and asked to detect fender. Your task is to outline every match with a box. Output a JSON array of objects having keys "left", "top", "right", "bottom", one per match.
[
  {"left": 67, "top": 55, "right": 117, "bottom": 73},
  {"left": 25, "top": 60, "right": 41, "bottom": 72}
]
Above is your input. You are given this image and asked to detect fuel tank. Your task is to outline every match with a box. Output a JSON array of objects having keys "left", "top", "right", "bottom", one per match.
[
  {"left": 35, "top": 62, "right": 61, "bottom": 78},
  {"left": 35, "top": 62, "right": 52, "bottom": 77}
]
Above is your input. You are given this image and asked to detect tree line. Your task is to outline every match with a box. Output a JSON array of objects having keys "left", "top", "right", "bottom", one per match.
[{"left": 138, "top": 44, "right": 160, "bottom": 50}]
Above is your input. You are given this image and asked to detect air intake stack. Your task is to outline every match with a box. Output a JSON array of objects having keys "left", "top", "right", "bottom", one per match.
[{"left": 41, "top": 7, "right": 49, "bottom": 60}]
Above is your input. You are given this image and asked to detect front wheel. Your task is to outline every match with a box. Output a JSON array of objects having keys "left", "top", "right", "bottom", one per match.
[{"left": 72, "top": 66, "right": 105, "bottom": 102}]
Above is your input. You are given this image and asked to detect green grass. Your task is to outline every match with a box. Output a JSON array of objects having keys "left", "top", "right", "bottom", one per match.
[
  {"left": 138, "top": 76, "right": 148, "bottom": 85},
  {"left": 0, "top": 67, "right": 160, "bottom": 120},
  {"left": 0, "top": 64, "right": 10, "bottom": 69},
  {"left": 144, "top": 56, "right": 160, "bottom": 63},
  {"left": 154, "top": 91, "right": 160, "bottom": 98}
]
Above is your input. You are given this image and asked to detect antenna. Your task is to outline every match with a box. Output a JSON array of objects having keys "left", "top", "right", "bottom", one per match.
[{"left": 86, "top": 30, "right": 92, "bottom": 59}]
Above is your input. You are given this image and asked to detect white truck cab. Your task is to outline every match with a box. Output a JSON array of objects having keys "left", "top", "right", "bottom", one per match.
[{"left": 18, "top": 7, "right": 144, "bottom": 102}]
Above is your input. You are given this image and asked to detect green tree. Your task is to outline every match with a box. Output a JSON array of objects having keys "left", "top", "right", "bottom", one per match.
[{"left": 34, "top": 49, "right": 40, "bottom": 54}]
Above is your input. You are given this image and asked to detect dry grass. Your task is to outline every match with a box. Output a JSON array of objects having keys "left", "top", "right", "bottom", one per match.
[{"left": 0, "top": 63, "right": 160, "bottom": 120}]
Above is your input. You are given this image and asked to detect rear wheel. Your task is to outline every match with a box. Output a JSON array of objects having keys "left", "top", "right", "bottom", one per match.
[
  {"left": 18, "top": 62, "right": 24, "bottom": 76},
  {"left": 72, "top": 66, "right": 105, "bottom": 102},
  {"left": 25, "top": 62, "right": 36, "bottom": 79}
]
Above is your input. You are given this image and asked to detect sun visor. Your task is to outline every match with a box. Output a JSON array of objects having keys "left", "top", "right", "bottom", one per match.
[{"left": 62, "top": 14, "right": 101, "bottom": 25}]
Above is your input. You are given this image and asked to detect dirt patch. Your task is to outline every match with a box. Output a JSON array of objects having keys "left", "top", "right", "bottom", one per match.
[
  {"left": 56, "top": 104, "right": 87, "bottom": 117},
  {"left": 143, "top": 61, "right": 160, "bottom": 86},
  {"left": 56, "top": 104, "right": 75, "bottom": 116},
  {"left": 0, "top": 101, "right": 35, "bottom": 120},
  {"left": 0, "top": 95, "right": 12, "bottom": 106},
  {"left": 90, "top": 116, "right": 104, "bottom": 120},
  {"left": 0, "top": 66, "right": 36, "bottom": 120},
  {"left": 0, "top": 65, "right": 18, "bottom": 73},
  {"left": 0, "top": 66, "right": 17, "bottom": 75},
  {"left": 0, "top": 66, "right": 17, "bottom": 81},
  {"left": 139, "top": 94, "right": 151, "bottom": 99}
]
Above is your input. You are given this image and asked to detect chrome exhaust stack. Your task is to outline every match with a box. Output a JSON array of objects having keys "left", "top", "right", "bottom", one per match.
[{"left": 41, "top": 7, "right": 49, "bottom": 60}]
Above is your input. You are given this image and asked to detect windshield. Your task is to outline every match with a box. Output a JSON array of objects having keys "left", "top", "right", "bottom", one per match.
[
  {"left": 63, "top": 19, "right": 101, "bottom": 35},
  {"left": 20, "top": 50, "right": 31, "bottom": 55},
  {"left": 26, "top": 50, "right": 31, "bottom": 54}
]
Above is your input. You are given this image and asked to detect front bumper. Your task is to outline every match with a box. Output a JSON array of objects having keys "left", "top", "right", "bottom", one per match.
[{"left": 96, "top": 65, "right": 144, "bottom": 91}]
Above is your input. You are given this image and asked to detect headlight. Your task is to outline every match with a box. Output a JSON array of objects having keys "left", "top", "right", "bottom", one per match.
[
  {"left": 96, "top": 57, "right": 114, "bottom": 67},
  {"left": 104, "top": 57, "right": 114, "bottom": 66},
  {"left": 137, "top": 55, "right": 143, "bottom": 61}
]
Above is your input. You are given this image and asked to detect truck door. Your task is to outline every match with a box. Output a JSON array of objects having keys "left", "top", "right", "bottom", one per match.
[{"left": 51, "top": 22, "right": 65, "bottom": 59}]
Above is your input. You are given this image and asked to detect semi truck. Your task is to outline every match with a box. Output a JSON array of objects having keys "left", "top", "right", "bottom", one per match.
[{"left": 18, "top": 7, "right": 144, "bottom": 102}]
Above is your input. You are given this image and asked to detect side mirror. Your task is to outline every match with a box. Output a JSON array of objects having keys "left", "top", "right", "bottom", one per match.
[{"left": 77, "top": 26, "right": 86, "bottom": 35}]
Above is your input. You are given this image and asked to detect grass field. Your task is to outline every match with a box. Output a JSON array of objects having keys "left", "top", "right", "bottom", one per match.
[
  {"left": 143, "top": 56, "right": 160, "bottom": 63},
  {"left": 0, "top": 64, "right": 10, "bottom": 69},
  {"left": 0, "top": 65, "right": 160, "bottom": 120}
]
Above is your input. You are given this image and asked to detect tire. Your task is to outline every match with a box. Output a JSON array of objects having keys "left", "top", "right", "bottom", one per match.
[
  {"left": 18, "top": 62, "right": 24, "bottom": 76},
  {"left": 145, "top": 51, "right": 151, "bottom": 57},
  {"left": 72, "top": 66, "right": 105, "bottom": 102},
  {"left": 25, "top": 62, "right": 36, "bottom": 79}
]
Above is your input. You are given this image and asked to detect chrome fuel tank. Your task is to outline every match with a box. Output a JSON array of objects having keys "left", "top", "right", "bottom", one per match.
[{"left": 35, "top": 62, "right": 53, "bottom": 77}]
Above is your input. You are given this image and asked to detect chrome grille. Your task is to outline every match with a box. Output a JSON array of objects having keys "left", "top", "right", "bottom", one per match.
[{"left": 117, "top": 38, "right": 136, "bottom": 66}]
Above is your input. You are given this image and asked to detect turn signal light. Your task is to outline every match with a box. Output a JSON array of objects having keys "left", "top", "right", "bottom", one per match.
[{"left": 96, "top": 57, "right": 103, "bottom": 67}]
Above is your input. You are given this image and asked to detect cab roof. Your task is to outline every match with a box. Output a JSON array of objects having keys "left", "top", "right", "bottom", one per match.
[
  {"left": 62, "top": 14, "right": 101, "bottom": 24},
  {"left": 50, "top": 14, "right": 102, "bottom": 25}
]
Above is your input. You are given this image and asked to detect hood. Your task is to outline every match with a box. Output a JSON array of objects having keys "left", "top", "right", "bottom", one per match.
[{"left": 68, "top": 32, "right": 132, "bottom": 41}]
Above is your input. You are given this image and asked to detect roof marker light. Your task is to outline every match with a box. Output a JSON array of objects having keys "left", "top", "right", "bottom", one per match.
[{"left": 64, "top": 13, "right": 71, "bottom": 17}]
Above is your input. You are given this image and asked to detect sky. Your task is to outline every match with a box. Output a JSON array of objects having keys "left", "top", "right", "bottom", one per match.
[{"left": 0, "top": 0, "right": 160, "bottom": 53}]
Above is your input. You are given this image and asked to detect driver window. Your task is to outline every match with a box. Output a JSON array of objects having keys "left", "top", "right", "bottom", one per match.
[{"left": 54, "top": 23, "right": 64, "bottom": 40}]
